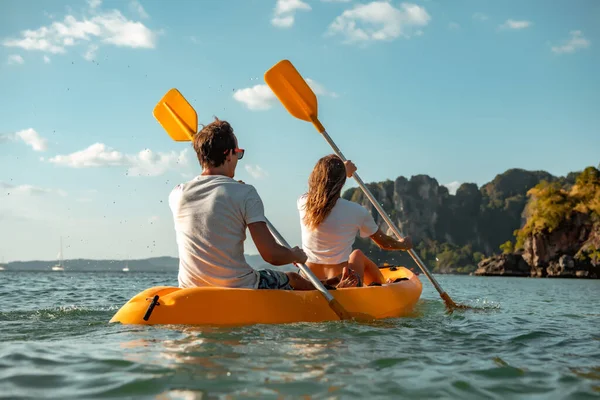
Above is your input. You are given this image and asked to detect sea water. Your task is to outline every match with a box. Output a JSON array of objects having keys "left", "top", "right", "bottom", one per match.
[{"left": 1, "top": 271, "right": 599, "bottom": 399}]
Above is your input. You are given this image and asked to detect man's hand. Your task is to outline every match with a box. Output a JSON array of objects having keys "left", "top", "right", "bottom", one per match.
[
  {"left": 290, "top": 246, "right": 308, "bottom": 264},
  {"left": 343, "top": 160, "right": 357, "bottom": 178},
  {"left": 249, "top": 222, "right": 309, "bottom": 266}
]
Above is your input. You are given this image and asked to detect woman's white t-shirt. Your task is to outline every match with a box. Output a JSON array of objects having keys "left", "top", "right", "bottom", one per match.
[{"left": 297, "top": 194, "right": 379, "bottom": 264}]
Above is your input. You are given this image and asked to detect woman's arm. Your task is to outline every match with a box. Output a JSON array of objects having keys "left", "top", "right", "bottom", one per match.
[
  {"left": 369, "top": 228, "right": 413, "bottom": 251},
  {"left": 344, "top": 162, "right": 412, "bottom": 251}
]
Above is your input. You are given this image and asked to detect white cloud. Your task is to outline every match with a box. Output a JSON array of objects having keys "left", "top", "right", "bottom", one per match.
[
  {"left": 130, "top": 0, "right": 149, "bottom": 19},
  {"left": 322, "top": 0, "right": 351, "bottom": 2},
  {"left": 245, "top": 165, "right": 269, "bottom": 180},
  {"left": 1, "top": 182, "right": 67, "bottom": 197},
  {"left": 271, "top": 0, "right": 311, "bottom": 28},
  {"left": 443, "top": 181, "right": 461, "bottom": 195},
  {"left": 126, "top": 148, "right": 189, "bottom": 177},
  {"left": 84, "top": 44, "right": 98, "bottom": 60},
  {"left": 43, "top": 55, "right": 51, "bottom": 63},
  {"left": 306, "top": 78, "right": 339, "bottom": 97},
  {"left": 272, "top": 16, "right": 295, "bottom": 28},
  {"left": 326, "top": 1, "right": 431, "bottom": 44},
  {"left": 49, "top": 143, "right": 124, "bottom": 167},
  {"left": 233, "top": 79, "right": 337, "bottom": 110},
  {"left": 94, "top": 11, "right": 156, "bottom": 47},
  {"left": 472, "top": 12, "right": 488, "bottom": 21},
  {"left": 448, "top": 22, "right": 460, "bottom": 30},
  {"left": 47, "top": 143, "right": 189, "bottom": 177},
  {"left": 499, "top": 19, "right": 532, "bottom": 30},
  {"left": 88, "top": 0, "right": 102, "bottom": 9},
  {"left": 2, "top": 9, "right": 157, "bottom": 60},
  {"left": 1, "top": 128, "right": 49, "bottom": 151},
  {"left": 551, "top": 30, "right": 590, "bottom": 55},
  {"left": 7, "top": 54, "right": 24, "bottom": 65},
  {"left": 16, "top": 128, "right": 48, "bottom": 151},
  {"left": 233, "top": 84, "right": 276, "bottom": 111}
]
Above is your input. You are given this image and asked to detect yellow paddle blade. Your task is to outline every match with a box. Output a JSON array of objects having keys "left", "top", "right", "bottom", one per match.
[
  {"left": 153, "top": 88, "right": 197, "bottom": 142},
  {"left": 264, "top": 60, "right": 319, "bottom": 125}
]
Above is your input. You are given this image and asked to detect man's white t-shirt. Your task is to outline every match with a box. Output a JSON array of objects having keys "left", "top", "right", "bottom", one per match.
[
  {"left": 297, "top": 194, "right": 379, "bottom": 264},
  {"left": 168, "top": 175, "right": 267, "bottom": 289}
]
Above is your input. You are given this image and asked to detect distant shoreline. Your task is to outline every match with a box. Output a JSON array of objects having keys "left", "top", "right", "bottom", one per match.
[{"left": 0, "top": 254, "right": 270, "bottom": 272}]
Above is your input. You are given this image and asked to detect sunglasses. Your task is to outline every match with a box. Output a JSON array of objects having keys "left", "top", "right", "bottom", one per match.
[{"left": 224, "top": 148, "right": 245, "bottom": 160}]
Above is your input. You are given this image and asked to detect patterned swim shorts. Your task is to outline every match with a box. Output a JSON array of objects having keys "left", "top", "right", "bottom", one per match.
[{"left": 257, "top": 269, "right": 293, "bottom": 290}]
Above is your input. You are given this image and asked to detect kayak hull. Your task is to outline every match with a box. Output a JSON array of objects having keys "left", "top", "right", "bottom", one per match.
[{"left": 109, "top": 266, "right": 422, "bottom": 326}]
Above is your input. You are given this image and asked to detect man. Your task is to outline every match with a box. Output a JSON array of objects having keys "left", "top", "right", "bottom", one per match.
[{"left": 168, "top": 117, "right": 352, "bottom": 291}]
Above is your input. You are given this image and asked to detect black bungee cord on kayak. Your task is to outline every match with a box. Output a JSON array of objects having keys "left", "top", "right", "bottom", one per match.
[{"left": 143, "top": 295, "right": 160, "bottom": 321}]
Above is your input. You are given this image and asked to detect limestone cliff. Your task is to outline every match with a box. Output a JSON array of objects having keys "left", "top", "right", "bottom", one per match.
[
  {"left": 343, "top": 168, "right": 555, "bottom": 272},
  {"left": 344, "top": 166, "right": 599, "bottom": 277}
]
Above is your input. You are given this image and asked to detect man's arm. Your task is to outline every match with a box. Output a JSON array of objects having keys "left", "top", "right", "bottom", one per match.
[
  {"left": 369, "top": 228, "right": 413, "bottom": 251},
  {"left": 248, "top": 221, "right": 308, "bottom": 266}
]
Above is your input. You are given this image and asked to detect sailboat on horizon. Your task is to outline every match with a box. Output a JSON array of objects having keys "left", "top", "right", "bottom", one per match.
[
  {"left": 52, "top": 237, "right": 65, "bottom": 271},
  {"left": 122, "top": 253, "right": 130, "bottom": 272}
]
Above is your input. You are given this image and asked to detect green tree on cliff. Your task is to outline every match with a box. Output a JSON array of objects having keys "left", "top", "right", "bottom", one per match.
[{"left": 514, "top": 166, "right": 600, "bottom": 250}]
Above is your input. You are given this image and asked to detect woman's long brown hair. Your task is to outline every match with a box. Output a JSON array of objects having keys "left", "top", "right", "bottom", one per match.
[{"left": 302, "top": 154, "right": 347, "bottom": 230}]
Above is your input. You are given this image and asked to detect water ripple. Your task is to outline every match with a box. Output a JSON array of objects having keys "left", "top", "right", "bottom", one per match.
[{"left": 0, "top": 272, "right": 599, "bottom": 399}]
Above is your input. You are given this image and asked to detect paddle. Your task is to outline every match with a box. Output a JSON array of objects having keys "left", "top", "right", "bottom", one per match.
[
  {"left": 152, "top": 88, "right": 354, "bottom": 321},
  {"left": 264, "top": 60, "right": 469, "bottom": 312}
]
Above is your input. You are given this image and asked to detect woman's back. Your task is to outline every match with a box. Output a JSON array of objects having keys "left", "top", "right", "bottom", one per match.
[{"left": 297, "top": 194, "right": 378, "bottom": 264}]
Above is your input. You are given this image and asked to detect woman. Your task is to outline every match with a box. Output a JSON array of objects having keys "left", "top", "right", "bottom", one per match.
[{"left": 297, "top": 154, "right": 413, "bottom": 287}]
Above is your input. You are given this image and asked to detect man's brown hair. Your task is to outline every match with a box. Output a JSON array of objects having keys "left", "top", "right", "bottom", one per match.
[{"left": 192, "top": 117, "right": 236, "bottom": 168}]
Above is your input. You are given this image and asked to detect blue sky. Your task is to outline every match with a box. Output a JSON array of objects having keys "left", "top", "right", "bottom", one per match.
[{"left": 1, "top": 0, "right": 598, "bottom": 262}]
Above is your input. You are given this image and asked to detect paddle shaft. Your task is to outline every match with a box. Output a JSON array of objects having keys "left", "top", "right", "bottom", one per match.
[
  {"left": 265, "top": 219, "right": 352, "bottom": 320},
  {"left": 264, "top": 219, "right": 335, "bottom": 303},
  {"left": 313, "top": 125, "right": 455, "bottom": 305}
]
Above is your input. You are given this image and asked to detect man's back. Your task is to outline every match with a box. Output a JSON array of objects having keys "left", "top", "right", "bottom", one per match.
[{"left": 169, "top": 175, "right": 266, "bottom": 288}]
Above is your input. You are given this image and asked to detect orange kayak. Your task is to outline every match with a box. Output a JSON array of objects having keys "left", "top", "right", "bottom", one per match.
[{"left": 109, "top": 266, "right": 422, "bottom": 326}]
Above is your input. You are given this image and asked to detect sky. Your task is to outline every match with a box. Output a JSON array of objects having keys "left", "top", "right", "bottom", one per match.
[{"left": 1, "top": 0, "right": 598, "bottom": 262}]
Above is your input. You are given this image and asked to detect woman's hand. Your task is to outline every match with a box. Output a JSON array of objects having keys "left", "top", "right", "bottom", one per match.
[
  {"left": 344, "top": 160, "right": 357, "bottom": 178},
  {"left": 398, "top": 236, "right": 413, "bottom": 251},
  {"left": 370, "top": 229, "right": 414, "bottom": 251}
]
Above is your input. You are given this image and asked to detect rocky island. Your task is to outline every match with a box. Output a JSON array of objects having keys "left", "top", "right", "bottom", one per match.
[
  {"left": 475, "top": 166, "right": 599, "bottom": 278},
  {"left": 343, "top": 165, "right": 599, "bottom": 278}
]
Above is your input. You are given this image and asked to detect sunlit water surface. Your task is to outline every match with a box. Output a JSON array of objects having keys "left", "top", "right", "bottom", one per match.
[{"left": 1, "top": 271, "right": 599, "bottom": 399}]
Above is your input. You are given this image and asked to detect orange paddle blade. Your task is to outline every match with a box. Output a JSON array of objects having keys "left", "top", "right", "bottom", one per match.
[
  {"left": 264, "top": 60, "right": 319, "bottom": 124},
  {"left": 153, "top": 88, "right": 197, "bottom": 142}
]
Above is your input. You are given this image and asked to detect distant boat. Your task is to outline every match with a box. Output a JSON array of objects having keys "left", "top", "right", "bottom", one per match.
[
  {"left": 122, "top": 254, "right": 130, "bottom": 271},
  {"left": 51, "top": 237, "right": 65, "bottom": 271}
]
